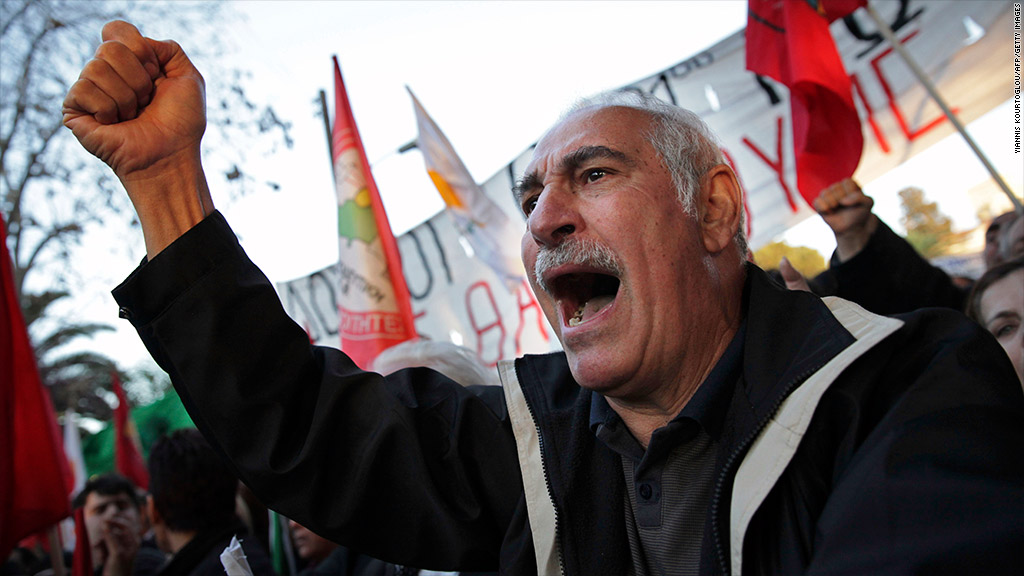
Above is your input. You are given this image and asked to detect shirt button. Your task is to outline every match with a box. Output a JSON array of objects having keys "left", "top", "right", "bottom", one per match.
[{"left": 638, "top": 483, "right": 653, "bottom": 500}]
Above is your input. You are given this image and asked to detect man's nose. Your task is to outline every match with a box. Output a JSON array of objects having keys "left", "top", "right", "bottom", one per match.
[{"left": 528, "top": 188, "right": 580, "bottom": 247}]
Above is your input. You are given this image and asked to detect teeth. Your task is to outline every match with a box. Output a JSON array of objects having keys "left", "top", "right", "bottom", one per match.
[{"left": 568, "top": 303, "right": 585, "bottom": 327}]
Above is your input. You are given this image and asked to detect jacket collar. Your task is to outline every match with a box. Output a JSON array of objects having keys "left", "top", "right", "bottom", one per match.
[{"left": 740, "top": 264, "right": 855, "bottom": 420}]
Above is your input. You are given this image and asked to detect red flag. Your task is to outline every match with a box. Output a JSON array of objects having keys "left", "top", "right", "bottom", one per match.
[
  {"left": 330, "top": 57, "right": 417, "bottom": 369},
  {"left": 71, "top": 506, "right": 92, "bottom": 576},
  {"left": 746, "top": 0, "right": 865, "bottom": 206},
  {"left": 112, "top": 375, "right": 149, "bottom": 490},
  {"left": 0, "top": 215, "right": 71, "bottom": 559}
]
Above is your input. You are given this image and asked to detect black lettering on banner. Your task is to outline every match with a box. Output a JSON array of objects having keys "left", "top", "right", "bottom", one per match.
[
  {"left": 400, "top": 220, "right": 455, "bottom": 302},
  {"left": 621, "top": 51, "right": 714, "bottom": 108},
  {"left": 308, "top": 270, "right": 340, "bottom": 337},
  {"left": 337, "top": 261, "right": 385, "bottom": 304},
  {"left": 755, "top": 74, "right": 783, "bottom": 106},
  {"left": 424, "top": 221, "right": 453, "bottom": 285},
  {"left": 400, "top": 229, "right": 435, "bottom": 301},
  {"left": 645, "top": 73, "right": 678, "bottom": 105},
  {"left": 505, "top": 162, "right": 517, "bottom": 192},
  {"left": 667, "top": 51, "right": 715, "bottom": 79},
  {"left": 843, "top": 0, "right": 923, "bottom": 59},
  {"left": 284, "top": 283, "right": 324, "bottom": 341},
  {"left": 504, "top": 145, "right": 537, "bottom": 221}
]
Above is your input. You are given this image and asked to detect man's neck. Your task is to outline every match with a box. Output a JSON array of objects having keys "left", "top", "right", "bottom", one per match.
[
  {"left": 607, "top": 336, "right": 732, "bottom": 448},
  {"left": 607, "top": 372, "right": 705, "bottom": 448},
  {"left": 608, "top": 304, "right": 743, "bottom": 447}
]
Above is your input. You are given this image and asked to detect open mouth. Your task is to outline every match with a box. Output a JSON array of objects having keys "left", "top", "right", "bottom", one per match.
[{"left": 548, "top": 272, "right": 621, "bottom": 328}]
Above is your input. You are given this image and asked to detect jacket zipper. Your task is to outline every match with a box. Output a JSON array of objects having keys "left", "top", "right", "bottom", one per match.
[
  {"left": 710, "top": 364, "right": 823, "bottom": 575},
  {"left": 518, "top": 366, "right": 566, "bottom": 576}
]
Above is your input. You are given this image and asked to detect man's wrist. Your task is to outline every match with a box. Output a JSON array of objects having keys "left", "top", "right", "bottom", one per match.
[
  {"left": 834, "top": 214, "right": 879, "bottom": 262},
  {"left": 120, "top": 150, "right": 215, "bottom": 259}
]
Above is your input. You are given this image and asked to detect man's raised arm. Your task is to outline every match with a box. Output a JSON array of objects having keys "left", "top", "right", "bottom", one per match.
[{"left": 62, "top": 20, "right": 213, "bottom": 259}]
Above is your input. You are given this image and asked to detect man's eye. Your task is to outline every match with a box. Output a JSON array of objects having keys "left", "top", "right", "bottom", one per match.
[
  {"left": 584, "top": 169, "right": 607, "bottom": 183},
  {"left": 522, "top": 196, "right": 538, "bottom": 216}
]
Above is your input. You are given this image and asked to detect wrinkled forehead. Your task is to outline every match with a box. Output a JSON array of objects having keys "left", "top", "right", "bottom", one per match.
[{"left": 526, "top": 106, "right": 656, "bottom": 172}]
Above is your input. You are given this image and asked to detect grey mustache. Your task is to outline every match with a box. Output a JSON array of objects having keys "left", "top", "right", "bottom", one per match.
[{"left": 534, "top": 239, "right": 622, "bottom": 294}]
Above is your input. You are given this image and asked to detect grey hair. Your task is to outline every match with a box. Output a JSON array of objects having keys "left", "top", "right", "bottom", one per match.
[
  {"left": 562, "top": 90, "right": 748, "bottom": 257},
  {"left": 372, "top": 340, "right": 500, "bottom": 387}
]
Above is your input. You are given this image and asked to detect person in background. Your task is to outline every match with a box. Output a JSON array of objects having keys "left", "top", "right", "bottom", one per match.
[
  {"left": 996, "top": 212, "right": 1023, "bottom": 264},
  {"left": 72, "top": 474, "right": 164, "bottom": 576},
  {"left": 778, "top": 178, "right": 977, "bottom": 314},
  {"left": 984, "top": 210, "right": 1020, "bottom": 268},
  {"left": 287, "top": 521, "right": 387, "bottom": 576},
  {"left": 142, "top": 429, "right": 273, "bottom": 576},
  {"left": 966, "top": 257, "right": 1024, "bottom": 386}
]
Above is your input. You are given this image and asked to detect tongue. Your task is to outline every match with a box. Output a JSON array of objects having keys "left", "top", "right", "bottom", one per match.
[{"left": 580, "top": 294, "right": 614, "bottom": 322}]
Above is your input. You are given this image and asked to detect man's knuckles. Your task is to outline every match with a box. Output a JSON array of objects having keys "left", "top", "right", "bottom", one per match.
[
  {"left": 66, "top": 77, "right": 118, "bottom": 125},
  {"left": 78, "top": 60, "right": 139, "bottom": 122},
  {"left": 94, "top": 41, "right": 152, "bottom": 84}
]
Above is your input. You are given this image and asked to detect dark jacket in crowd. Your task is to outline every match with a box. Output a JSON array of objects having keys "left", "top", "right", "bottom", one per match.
[
  {"left": 812, "top": 220, "right": 969, "bottom": 315},
  {"left": 113, "top": 212, "right": 1023, "bottom": 575},
  {"left": 143, "top": 520, "right": 273, "bottom": 576}
]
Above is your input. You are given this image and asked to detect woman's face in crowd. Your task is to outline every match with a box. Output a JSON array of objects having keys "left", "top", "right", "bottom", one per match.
[{"left": 979, "top": 268, "right": 1024, "bottom": 384}]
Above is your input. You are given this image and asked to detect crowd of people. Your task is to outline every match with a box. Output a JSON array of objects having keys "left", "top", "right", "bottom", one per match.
[
  {"left": 7, "top": 16, "right": 1023, "bottom": 576},
  {"left": 4, "top": 431, "right": 270, "bottom": 576}
]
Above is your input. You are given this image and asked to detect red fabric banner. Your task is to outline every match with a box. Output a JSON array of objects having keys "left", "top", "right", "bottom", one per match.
[
  {"left": 0, "top": 215, "right": 71, "bottom": 559},
  {"left": 746, "top": 0, "right": 866, "bottom": 205},
  {"left": 331, "top": 57, "right": 417, "bottom": 368},
  {"left": 112, "top": 375, "right": 149, "bottom": 490}
]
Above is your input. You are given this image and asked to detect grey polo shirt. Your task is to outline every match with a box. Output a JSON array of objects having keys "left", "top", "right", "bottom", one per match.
[{"left": 590, "top": 323, "right": 744, "bottom": 576}]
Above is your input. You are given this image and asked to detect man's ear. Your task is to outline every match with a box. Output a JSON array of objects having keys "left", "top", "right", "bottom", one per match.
[{"left": 698, "top": 164, "right": 743, "bottom": 254}]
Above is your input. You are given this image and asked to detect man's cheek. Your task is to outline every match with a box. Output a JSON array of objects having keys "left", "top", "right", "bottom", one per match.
[{"left": 86, "top": 518, "right": 104, "bottom": 541}]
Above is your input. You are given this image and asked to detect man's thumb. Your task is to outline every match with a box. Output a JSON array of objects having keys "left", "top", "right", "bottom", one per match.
[
  {"left": 145, "top": 37, "right": 188, "bottom": 76},
  {"left": 779, "top": 257, "right": 812, "bottom": 292}
]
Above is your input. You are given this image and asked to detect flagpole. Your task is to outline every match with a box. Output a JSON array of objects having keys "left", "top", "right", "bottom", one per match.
[
  {"left": 863, "top": 2, "right": 1022, "bottom": 214},
  {"left": 319, "top": 89, "right": 334, "bottom": 180}
]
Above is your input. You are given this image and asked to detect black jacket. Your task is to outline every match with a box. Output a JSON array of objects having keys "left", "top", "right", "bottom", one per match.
[
  {"left": 149, "top": 521, "right": 273, "bottom": 576},
  {"left": 113, "top": 212, "right": 1023, "bottom": 575},
  {"left": 811, "top": 220, "right": 969, "bottom": 315}
]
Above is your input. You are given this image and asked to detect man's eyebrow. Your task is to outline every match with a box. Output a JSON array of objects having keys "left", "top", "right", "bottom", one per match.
[
  {"left": 513, "top": 146, "right": 634, "bottom": 204},
  {"left": 513, "top": 171, "right": 541, "bottom": 205},
  {"left": 562, "top": 145, "right": 635, "bottom": 174}
]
